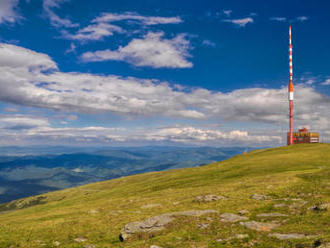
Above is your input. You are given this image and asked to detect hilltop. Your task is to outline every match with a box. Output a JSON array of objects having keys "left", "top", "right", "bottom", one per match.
[{"left": 0, "top": 144, "right": 329, "bottom": 248}]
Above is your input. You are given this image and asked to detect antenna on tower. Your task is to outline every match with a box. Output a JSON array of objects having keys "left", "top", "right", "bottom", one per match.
[{"left": 288, "top": 25, "right": 294, "bottom": 145}]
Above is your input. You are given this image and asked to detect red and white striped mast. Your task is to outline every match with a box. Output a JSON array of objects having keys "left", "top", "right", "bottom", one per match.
[{"left": 288, "top": 25, "right": 294, "bottom": 145}]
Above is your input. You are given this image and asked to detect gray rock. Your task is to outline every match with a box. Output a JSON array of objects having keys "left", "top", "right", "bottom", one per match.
[
  {"left": 198, "top": 223, "right": 209, "bottom": 229},
  {"left": 268, "top": 233, "right": 317, "bottom": 240},
  {"left": 150, "top": 246, "right": 163, "bottom": 248},
  {"left": 119, "top": 209, "right": 217, "bottom": 241},
  {"left": 256, "top": 213, "right": 288, "bottom": 217},
  {"left": 318, "top": 242, "right": 330, "bottom": 248},
  {"left": 74, "top": 237, "right": 88, "bottom": 243},
  {"left": 220, "top": 213, "right": 248, "bottom": 223},
  {"left": 274, "top": 203, "right": 286, "bottom": 208},
  {"left": 87, "top": 209, "right": 99, "bottom": 214},
  {"left": 234, "top": 234, "right": 249, "bottom": 239},
  {"left": 250, "top": 194, "right": 268, "bottom": 200},
  {"left": 54, "top": 241, "right": 60, "bottom": 246},
  {"left": 238, "top": 209, "right": 249, "bottom": 215},
  {"left": 84, "top": 245, "right": 96, "bottom": 248},
  {"left": 240, "top": 221, "right": 279, "bottom": 232},
  {"left": 141, "top": 203, "right": 162, "bottom": 209},
  {"left": 310, "top": 203, "right": 330, "bottom": 211},
  {"left": 195, "top": 195, "right": 227, "bottom": 202}
]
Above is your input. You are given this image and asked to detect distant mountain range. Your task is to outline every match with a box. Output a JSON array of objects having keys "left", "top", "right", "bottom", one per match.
[{"left": 0, "top": 146, "right": 251, "bottom": 203}]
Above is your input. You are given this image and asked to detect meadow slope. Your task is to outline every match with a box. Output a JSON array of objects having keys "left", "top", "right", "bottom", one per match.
[{"left": 0, "top": 144, "right": 329, "bottom": 248}]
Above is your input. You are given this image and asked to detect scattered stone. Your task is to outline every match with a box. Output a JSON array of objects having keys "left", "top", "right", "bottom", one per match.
[
  {"left": 250, "top": 194, "right": 268, "bottom": 201},
  {"left": 238, "top": 209, "right": 249, "bottom": 215},
  {"left": 232, "top": 234, "right": 249, "bottom": 240},
  {"left": 150, "top": 246, "right": 163, "bottom": 248},
  {"left": 54, "top": 241, "right": 60, "bottom": 246},
  {"left": 119, "top": 209, "right": 217, "bottom": 241},
  {"left": 274, "top": 203, "right": 287, "bottom": 208},
  {"left": 87, "top": 209, "right": 99, "bottom": 214},
  {"left": 74, "top": 237, "right": 88, "bottom": 243},
  {"left": 268, "top": 233, "right": 317, "bottom": 240},
  {"left": 240, "top": 221, "right": 279, "bottom": 232},
  {"left": 256, "top": 212, "right": 288, "bottom": 217},
  {"left": 198, "top": 223, "right": 209, "bottom": 229},
  {"left": 317, "top": 242, "right": 330, "bottom": 248},
  {"left": 141, "top": 204, "right": 162, "bottom": 209},
  {"left": 216, "top": 238, "right": 223, "bottom": 242},
  {"left": 195, "top": 195, "right": 227, "bottom": 202},
  {"left": 206, "top": 217, "right": 213, "bottom": 221},
  {"left": 310, "top": 203, "right": 330, "bottom": 211},
  {"left": 320, "top": 203, "right": 330, "bottom": 210},
  {"left": 84, "top": 245, "right": 96, "bottom": 248},
  {"left": 176, "top": 210, "right": 218, "bottom": 216},
  {"left": 172, "top": 202, "right": 179, "bottom": 205},
  {"left": 220, "top": 213, "right": 248, "bottom": 223}
]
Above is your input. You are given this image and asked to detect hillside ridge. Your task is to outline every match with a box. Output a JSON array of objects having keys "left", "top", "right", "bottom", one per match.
[{"left": 0, "top": 144, "right": 329, "bottom": 248}]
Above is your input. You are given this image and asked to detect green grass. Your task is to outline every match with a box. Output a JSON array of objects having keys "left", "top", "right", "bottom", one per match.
[{"left": 0, "top": 144, "right": 330, "bottom": 248}]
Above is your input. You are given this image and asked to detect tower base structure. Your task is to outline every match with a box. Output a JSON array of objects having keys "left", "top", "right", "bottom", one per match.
[{"left": 287, "top": 128, "right": 320, "bottom": 145}]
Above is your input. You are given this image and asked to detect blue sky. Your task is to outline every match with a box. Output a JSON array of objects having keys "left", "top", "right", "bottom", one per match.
[{"left": 0, "top": 0, "right": 330, "bottom": 147}]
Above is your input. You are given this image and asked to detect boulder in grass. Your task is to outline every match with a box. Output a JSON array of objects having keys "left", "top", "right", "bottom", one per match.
[
  {"left": 220, "top": 213, "right": 248, "bottom": 223},
  {"left": 240, "top": 221, "right": 279, "bottom": 232},
  {"left": 250, "top": 194, "right": 268, "bottom": 201},
  {"left": 119, "top": 209, "right": 217, "bottom": 241}
]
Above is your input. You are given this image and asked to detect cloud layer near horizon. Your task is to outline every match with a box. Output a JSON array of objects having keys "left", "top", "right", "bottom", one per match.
[{"left": 1, "top": 42, "right": 330, "bottom": 129}]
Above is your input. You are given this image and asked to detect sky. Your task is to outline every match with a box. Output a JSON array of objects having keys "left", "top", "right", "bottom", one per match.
[{"left": 0, "top": 0, "right": 330, "bottom": 147}]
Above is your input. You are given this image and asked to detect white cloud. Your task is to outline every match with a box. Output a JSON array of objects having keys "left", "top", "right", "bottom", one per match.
[
  {"left": 3, "top": 107, "right": 19, "bottom": 112},
  {"left": 63, "top": 22, "right": 124, "bottom": 41},
  {"left": 64, "top": 12, "right": 182, "bottom": 41},
  {"left": 296, "top": 16, "right": 308, "bottom": 22},
  {"left": 0, "top": 114, "right": 50, "bottom": 130},
  {"left": 321, "top": 79, "right": 330, "bottom": 85},
  {"left": 270, "top": 16, "right": 309, "bottom": 23},
  {"left": 43, "top": 0, "right": 79, "bottom": 28},
  {"left": 270, "top": 17, "right": 287, "bottom": 22},
  {"left": 65, "top": 42, "right": 76, "bottom": 54},
  {"left": 0, "top": 0, "right": 20, "bottom": 24},
  {"left": 223, "top": 10, "right": 232, "bottom": 17},
  {"left": 0, "top": 118, "right": 282, "bottom": 146},
  {"left": 92, "top": 12, "right": 182, "bottom": 25},
  {"left": 223, "top": 17, "right": 253, "bottom": 27},
  {"left": 0, "top": 43, "right": 57, "bottom": 70},
  {"left": 202, "top": 40, "right": 216, "bottom": 47},
  {"left": 81, "top": 32, "right": 193, "bottom": 68},
  {"left": 1, "top": 42, "right": 330, "bottom": 137}
]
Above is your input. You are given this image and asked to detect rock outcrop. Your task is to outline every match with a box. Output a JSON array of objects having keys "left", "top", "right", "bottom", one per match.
[
  {"left": 268, "top": 233, "right": 317, "bottom": 240},
  {"left": 119, "top": 209, "right": 217, "bottom": 241},
  {"left": 195, "top": 195, "right": 227, "bottom": 202},
  {"left": 240, "top": 221, "right": 279, "bottom": 232},
  {"left": 220, "top": 213, "right": 248, "bottom": 223}
]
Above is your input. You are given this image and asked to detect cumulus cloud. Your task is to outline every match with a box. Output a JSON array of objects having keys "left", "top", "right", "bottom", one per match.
[
  {"left": 63, "top": 11, "right": 182, "bottom": 41},
  {"left": 321, "top": 79, "right": 330, "bottom": 85},
  {"left": 270, "top": 17, "right": 287, "bottom": 22},
  {"left": 223, "top": 10, "right": 232, "bottom": 17},
  {"left": 92, "top": 12, "right": 182, "bottom": 25},
  {"left": 0, "top": 43, "right": 57, "bottom": 70},
  {"left": 0, "top": 0, "right": 20, "bottom": 24},
  {"left": 43, "top": 0, "right": 79, "bottom": 28},
  {"left": 0, "top": 118, "right": 282, "bottom": 146},
  {"left": 223, "top": 17, "right": 254, "bottom": 27},
  {"left": 296, "top": 16, "right": 308, "bottom": 22},
  {"left": 270, "top": 16, "right": 309, "bottom": 23},
  {"left": 0, "top": 115, "right": 50, "bottom": 130},
  {"left": 63, "top": 22, "right": 124, "bottom": 41},
  {"left": 202, "top": 40, "right": 216, "bottom": 47},
  {"left": 1, "top": 42, "right": 330, "bottom": 135},
  {"left": 81, "top": 32, "right": 193, "bottom": 68}
]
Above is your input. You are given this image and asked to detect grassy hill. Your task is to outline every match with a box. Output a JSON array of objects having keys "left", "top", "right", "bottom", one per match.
[{"left": 0, "top": 144, "right": 329, "bottom": 248}]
